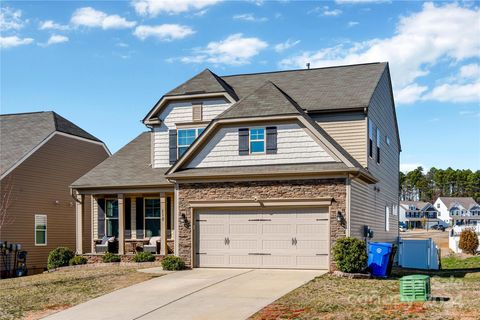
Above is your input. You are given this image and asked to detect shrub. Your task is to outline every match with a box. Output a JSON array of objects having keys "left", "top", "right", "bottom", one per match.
[
  {"left": 459, "top": 228, "right": 479, "bottom": 255},
  {"left": 47, "top": 247, "right": 75, "bottom": 269},
  {"left": 102, "top": 252, "right": 121, "bottom": 263},
  {"left": 133, "top": 252, "right": 155, "bottom": 263},
  {"left": 333, "top": 237, "right": 368, "bottom": 273},
  {"left": 69, "top": 255, "right": 88, "bottom": 266},
  {"left": 161, "top": 256, "right": 185, "bottom": 271}
]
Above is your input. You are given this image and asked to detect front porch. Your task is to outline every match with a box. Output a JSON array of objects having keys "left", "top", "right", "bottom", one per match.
[{"left": 75, "top": 188, "right": 175, "bottom": 256}]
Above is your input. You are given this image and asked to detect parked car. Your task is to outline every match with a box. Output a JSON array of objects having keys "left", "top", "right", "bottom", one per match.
[
  {"left": 399, "top": 222, "right": 407, "bottom": 232},
  {"left": 430, "top": 225, "right": 445, "bottom": 231}
]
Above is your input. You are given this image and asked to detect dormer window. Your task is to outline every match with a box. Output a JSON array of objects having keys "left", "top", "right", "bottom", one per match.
[{"left": 249, "top": 128, "right": 265, "bottom": 154}]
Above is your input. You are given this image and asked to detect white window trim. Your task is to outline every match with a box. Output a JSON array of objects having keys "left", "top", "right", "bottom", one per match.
[
  {"left": 385, "top": 206, "right": 390, "bottom": 231},
  {"left": 177, "top": 127, "right": 204, "bottom": 158},
  {"left": 144, "top": 197, "right": 161, "bottom": 238},
  {"left": 105, "top": 198, "right": 119, "bottom": 237},
  {"left": 35, "top": 214, "right": 47, "bottom": 246},
  {"left": 368, "top": 119, "right": 373, "bottom": 159},
  {"left": 249, "top": 127, "right": 266, "bottom": 154}
]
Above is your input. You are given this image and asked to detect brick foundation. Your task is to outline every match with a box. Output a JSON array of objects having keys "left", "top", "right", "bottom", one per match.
[{"left": 177, "top": 179, "right": 347, "bottom": 270}]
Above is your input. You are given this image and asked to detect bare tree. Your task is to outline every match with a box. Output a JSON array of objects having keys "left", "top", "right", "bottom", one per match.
[{"left": 0, "top": 176, "right": 14, "bottom": 239}]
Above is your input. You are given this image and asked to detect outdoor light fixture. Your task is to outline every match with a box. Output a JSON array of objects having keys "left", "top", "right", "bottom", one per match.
[{"left": 336, "top": 211, "right": 346, "bottom": 228}]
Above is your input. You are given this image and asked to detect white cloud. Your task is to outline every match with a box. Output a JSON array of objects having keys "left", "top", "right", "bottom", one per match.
[
  {"left": 132, "top": 0, "right": 221, "bottom": 16},
  {"left": 322, "top": 7, "right": 342, "bottom": 16},
  {"left": 459, "top": 110, "right": 480, "bottom": 117},
  {"left": 348, "top": 21, "right": 359, "bottom": 27},
  {"left": 71, "top": 7, "right": 136, "bottom": 29},
  {"left": 177, "top": 33, "right": 268, "bottom": 66},
  {"left": 280, "top": 3, "right": 480, "bottom": 104},
  {"left": 423, "top": 82, "right": 480, "bottom": 103},
  {"left": 39, "top": 20, "right": 69, "bottom": 31},
  {"left": 44, "top": 34, "right": 69, "bottom": 46},
  {"left": 395, "top": 83, "right": 428, "bottom": 104},
  {"left": 460, "top": 63, "right": 480, "bottom": 79},
  {"left": 0, "top": 7, "right": 25, "bottom": 31},
  {"left": 274, "top": 39, "right": 300, "bottom": 53},
  {"left": 133, "top": 24, "right": 194, "bottom": 41},
  {"left": 233, "top": 13, "right": 268, "bottom": 22},
  {"left": 400, "top": 163, "right": 425, "bottom": 173},
  {"left": 0, "top": 36, "right": 33, "bottom": 49}
]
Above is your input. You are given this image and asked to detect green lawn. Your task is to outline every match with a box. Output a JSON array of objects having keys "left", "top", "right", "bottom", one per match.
[
  {"left": 441, "top": 255, "right": 480, "bottom": 270},
  {"left": 0, "top": 265, "right": 162, "bottom": 320}
]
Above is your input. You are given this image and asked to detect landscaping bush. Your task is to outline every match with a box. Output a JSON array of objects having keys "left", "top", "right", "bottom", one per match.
[
  {"left": 459, "top": 228, "right": 479, "bottom": 255},
  {"left": 47, "top": 247, "right": 75, "bottom": 269},
  {"left": 333, "top": 237, "right": 367, "bottom": 273},
  {"left": 102, "top": 252, "right": 121, "bottom": 263},
  {"left": 69, "top": 255, "right": 88, "bottom": 266},
  {"left": 161, "top": 256, "right": 185, "bottom": 271},
  {"left": 133, "top": 252, "right": 155, "bottom": 263}
]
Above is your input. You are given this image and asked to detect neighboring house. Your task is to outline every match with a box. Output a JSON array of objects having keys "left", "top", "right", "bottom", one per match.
[
  {"left": 434, "top": 197, "right": 480, "bottom": 227},
  {"left": 72, "top": 62, "right": 401, "bottom": 271},
  {"left": 399, "top": 201, "right": 440, "bottom": 229},
  {"left": 0, "top": 111, "right": 110, "bottom": 273}
]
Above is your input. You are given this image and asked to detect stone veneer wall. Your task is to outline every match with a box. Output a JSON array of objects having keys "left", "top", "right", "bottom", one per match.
[{"left": 177, "top": 179, "right": 347, "bottom": 270}]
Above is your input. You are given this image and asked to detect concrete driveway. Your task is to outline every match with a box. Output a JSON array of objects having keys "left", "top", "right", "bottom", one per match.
[{"left": 44, "top": 268, "right": 325, "bottom": 320}]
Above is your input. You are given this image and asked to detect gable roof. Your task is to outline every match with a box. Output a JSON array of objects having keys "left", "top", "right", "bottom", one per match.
[
  {"left": 217, "top": 81, "right": 302, "bottom": 119},
  {"left": 438, "top": 197, "right": 479, "bottom": 210},
  {"left": 167, "top": 69, "right": 238, "bottom": 100},
  {"left": 400, "top": 201, "right": 430, "bottom": 210},
  {"left": 0, "top": 111, "right": 103, "bottom": 177},
  {"left": 71, "top": 132, "right": 171, "bottom": 189}
]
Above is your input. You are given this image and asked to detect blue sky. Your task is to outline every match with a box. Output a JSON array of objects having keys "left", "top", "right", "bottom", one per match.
[{"left": 1, "top": 0, "right": 479, "bottom": 172}]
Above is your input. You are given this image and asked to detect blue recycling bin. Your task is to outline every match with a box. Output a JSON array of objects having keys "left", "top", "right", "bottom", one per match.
[{"left": 368, "top": 242, "right": 393, "bottom": 277}]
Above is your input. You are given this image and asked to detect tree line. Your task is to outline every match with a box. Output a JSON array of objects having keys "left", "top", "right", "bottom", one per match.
[{"left": 400, "top": 167, "right": 480, "bottom": 203}]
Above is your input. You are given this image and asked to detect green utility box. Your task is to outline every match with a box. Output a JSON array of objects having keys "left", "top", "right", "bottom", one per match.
[{"left": 400, "top": 275, "right": 431, "bottom": 302}]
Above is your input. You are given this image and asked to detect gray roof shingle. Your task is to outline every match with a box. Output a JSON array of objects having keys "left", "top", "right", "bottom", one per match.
[
  {"left": 438, "top": 197, "right": 479, "bottom": 210},
  {"left": 165, "top": 62, "right": 387, "bottom": 112},
  {"left": 217, "top": 81, "right": 302, "bottom": 119},
  {"left": 0, "top": 111, "right": 101, "bottom": 176},
  {"left": 71, "top": 132, "right": 171, "bottom": 188}
]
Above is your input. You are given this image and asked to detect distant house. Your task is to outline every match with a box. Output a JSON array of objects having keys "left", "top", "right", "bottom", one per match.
[
  {"left": 72, "top": 62, "right": 401, "bottom": 271},
  {"left": 0, "top": 111, "right": 110, "bottom": 273},
  {"left": 399, "top": 201, "right": 439, "bottom": 229},
  {"left": 434, "top": 197, "right": 480, "bottom": 227}
]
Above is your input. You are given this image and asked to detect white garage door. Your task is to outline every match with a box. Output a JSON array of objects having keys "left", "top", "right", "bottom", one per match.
[{"left": 194, "top": 207, "right": 329, "bottom": 269}]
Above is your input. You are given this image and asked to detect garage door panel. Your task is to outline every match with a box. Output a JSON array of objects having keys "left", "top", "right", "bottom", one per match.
[
  {"left": 229, "top": 223, "right": 259, "bottom": 234},
  {"left": 195, "top": 207, "right": 329, "bottom": 269}
]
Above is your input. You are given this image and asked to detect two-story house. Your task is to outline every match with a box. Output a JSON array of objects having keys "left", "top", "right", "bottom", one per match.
[
  {"left": 434, "top": 197, "right": 480, "bottom": 227},
  {"left": 399, "top": 201, "right": 440, "bottom": 229},
  {"left": 0, "top": 111, "right": 110, "bottom": 273},
  {"left": 72, "top": 62, "right": 401, "bottom": 271}
]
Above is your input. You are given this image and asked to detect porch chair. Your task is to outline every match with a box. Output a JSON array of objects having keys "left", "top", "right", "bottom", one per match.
[
  {"left": 144, "top": 236, "right": 160, "bottom": 254},
  {"left": 95, "top": 236, "right": 109, "bottom": 254}
]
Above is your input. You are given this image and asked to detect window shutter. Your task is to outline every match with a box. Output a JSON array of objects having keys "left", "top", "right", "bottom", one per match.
[
  {"left": 97, "top": 198, "right": 105, "bottom": 238},
  {"left": 169, "top": 129, "right": 177, "bottom": 164},
  {"left": 266, "top": 126, "right": 277, "bottom": 154},
  {"left": 136, "top": 197, "right": 144, "bottom": 239},
  {"left": 125, "top": 198, "right": 131, "bottom": 239},
  {"left": 192, "top": 104, "right": 203, "bottom": 122},
  {"left": 238, "top": 128, "right": 249, "bottom": 155}
]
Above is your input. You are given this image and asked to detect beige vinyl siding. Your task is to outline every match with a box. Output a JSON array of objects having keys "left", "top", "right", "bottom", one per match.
[
  {"left": 152, "top": 99, "right": 231, "bottom": 168},
  {"left": 312, "top": 112, "right": 367, "bottom": 167},
  {"left": 349, "top": 69, "right": 400, "bottom": 242},
  {"left": 186, "top": 122, "right": 335, "bottom": 168},
  {"left": 0, "top": 134, "right": 109, "bottom": 271}
]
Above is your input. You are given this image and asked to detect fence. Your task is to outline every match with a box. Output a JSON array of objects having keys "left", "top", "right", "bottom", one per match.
[{"left": 449, "top": 225, "right": 480, "bottom": 253}]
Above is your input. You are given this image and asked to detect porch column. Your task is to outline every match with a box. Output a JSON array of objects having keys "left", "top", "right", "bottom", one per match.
[
  {"left": 118, "top": 194, "right": 125, "bottom": 255},
  {"left": 160, "top": 192, "right": 167, "bottom": 255},
  {"left": 91, "top": 196, "right": 96, "bottom": 253},
  {"left": 75, "top": 192, "right": 83, "bottom": 254}
]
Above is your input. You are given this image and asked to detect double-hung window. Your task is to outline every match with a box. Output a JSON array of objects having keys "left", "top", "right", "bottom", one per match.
[
  {"left": 249, "top": 128, "right": 265, "bottom": 153},
  {"left": 376, "top": 128, "right": 381, "bottom": 164},
  {"left": 368, "top": 119, "right": 373, "bottom": 158},
  {"left": 144, "top": 198, "right": 160, "bottom": 238},
  {"left": 105, "top": 199, "right": 119, "bottom": 237},
  {"left": 35, "top": 214, "right": 47, "bottom": 246},
  {"left": 177, "top": 128, "right": 204, "bottom": 157}
]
